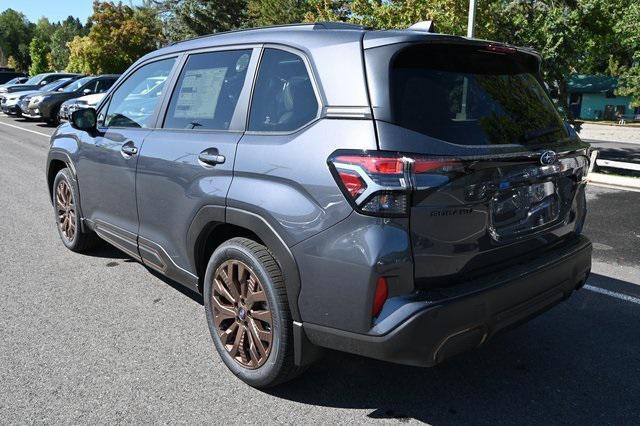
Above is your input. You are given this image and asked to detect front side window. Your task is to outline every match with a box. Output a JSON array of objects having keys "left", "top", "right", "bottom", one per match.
[
  {"left": 105, "top": 58, "right": 176, "bottom": 128},
  {"left": 95, "top": 78, "right": 116, "bottom": 93},
  {"left": 164, "top": 49, "right": 252, "bottom": 130},
  {"left": 248, "top": 49, "right": 319, "bottom": 132}
]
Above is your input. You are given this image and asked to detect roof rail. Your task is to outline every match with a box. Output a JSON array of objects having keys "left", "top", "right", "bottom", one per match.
[{"left": 167, "top": 22, "right": 368, "bottom": 46}]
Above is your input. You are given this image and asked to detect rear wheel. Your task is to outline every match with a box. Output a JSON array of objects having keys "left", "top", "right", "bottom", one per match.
[
  {"left": 52, "top": 168, "right": 97, "bottom": 252},
  {"left": 203, "top": 237, "right": 305, "bottom": 387}
]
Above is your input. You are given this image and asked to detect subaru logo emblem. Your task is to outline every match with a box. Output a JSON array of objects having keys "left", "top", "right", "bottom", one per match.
[{"left": 540, "top": 150, "right": 557, "bottom": 165}]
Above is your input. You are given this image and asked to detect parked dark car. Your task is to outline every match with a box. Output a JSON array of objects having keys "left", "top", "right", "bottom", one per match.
[
  {"left": 23, "top": 75, "right": 119, "bottom": 124},
  {"left": 46, "top": 22, "right": 592, "bottom": 388},
  {"left": 0, "top": 72, "right": 80, "bottom": 95},
  {"left": 0, "top": 69, "right": 27, "bottom": 84},
  {"left": 2, "top": 77, "right": 79, "bottom": 116}
]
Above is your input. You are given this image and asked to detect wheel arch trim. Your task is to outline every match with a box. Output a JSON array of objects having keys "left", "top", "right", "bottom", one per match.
[{"left": 187, "top": 205, "right": 302, "bottom": 322}]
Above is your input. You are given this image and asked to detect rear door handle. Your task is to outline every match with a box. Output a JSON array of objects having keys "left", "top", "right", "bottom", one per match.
[
  {"left": 198, "top": 148, "right": 225, "bottom": 166},
  {"left": 121, "top": 141, "right": 138, "bottom": 156}
]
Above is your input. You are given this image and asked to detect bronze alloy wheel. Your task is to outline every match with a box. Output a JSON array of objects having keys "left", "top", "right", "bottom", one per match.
[
  {"left": 55, "top": 179, "right": 76, "bottom": 242},
  {"left": 212, "top": 259, "right": 273, "bottom": 369}
]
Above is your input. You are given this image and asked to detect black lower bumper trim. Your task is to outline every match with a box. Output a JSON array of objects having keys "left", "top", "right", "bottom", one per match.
[{"left": 303, "top": 235, "right": 592, "bottom": 367}]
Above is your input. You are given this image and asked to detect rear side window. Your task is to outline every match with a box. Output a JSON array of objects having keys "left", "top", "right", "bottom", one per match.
[
  {"left": 164, "top": 49, "right": 252, "bottom": 130},
  {"left": 105, "top": 58, "right": 175, "bottom": 128},
  {"left": 390, "top": 44, "right": 568, "bottom": 146},
  {"left": 248, "top": 49, "right": 318, "bottom": 132}
]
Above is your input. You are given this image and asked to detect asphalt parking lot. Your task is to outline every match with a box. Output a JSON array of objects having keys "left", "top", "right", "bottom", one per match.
[{"left": 1, "top": 115, "right": 639, "bottom": 424}]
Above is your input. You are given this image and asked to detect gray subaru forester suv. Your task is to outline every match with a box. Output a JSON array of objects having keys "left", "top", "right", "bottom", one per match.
[{"left": 46, "top": 22, "right": 592, "bottom": 387}]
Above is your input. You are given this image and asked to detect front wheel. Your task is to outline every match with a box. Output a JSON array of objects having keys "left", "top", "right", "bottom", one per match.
[{"left": 203, "top": 237, "right": 305, "bottom": 388}]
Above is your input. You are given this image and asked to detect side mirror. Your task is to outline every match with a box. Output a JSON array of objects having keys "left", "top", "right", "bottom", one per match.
[
  {"left": 70, "top": 108, "right": 97, "bottom": 133},
  {"left": 82, "top": 88, "right": 92, "bottom": 95}
]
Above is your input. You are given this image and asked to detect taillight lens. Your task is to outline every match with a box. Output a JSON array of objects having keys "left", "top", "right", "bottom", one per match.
[
  {"left": 328, "top": 151, "right": 461, "bottom": 217},
  {"left": 337, "top": 170, "right": 366, "bottom": 198}
]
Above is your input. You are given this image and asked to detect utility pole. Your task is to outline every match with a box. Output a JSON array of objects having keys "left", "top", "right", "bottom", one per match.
[{"left": 467, "top": 0, "right": 477, "bottom": 38}]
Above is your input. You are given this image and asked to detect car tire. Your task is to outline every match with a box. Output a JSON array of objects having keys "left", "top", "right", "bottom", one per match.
[
  {"left": 203, "top": 237, "right": 305, "bottom": 388},
  {"left": 52, "top": 168, "right": 97, "bottom": 253}
]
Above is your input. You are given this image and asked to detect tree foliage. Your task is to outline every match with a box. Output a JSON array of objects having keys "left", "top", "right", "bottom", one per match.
[
  {"left": 0, "top": 9, "right": 32, "bottom": 72},
  {"left": 66, "top": 1, "right": 164, "bottom": 74},
  {"left": 152, "top": 0, "right": 247, "bottom": 42},
  {"left": 49, "top": 17, "right": 85, "bottom": 71},
  {"left": 248, "top": 0, "right": 304, "bottom": 26},
  {"left": 28, "top": 18, "right": 55, "bottom": 75}
]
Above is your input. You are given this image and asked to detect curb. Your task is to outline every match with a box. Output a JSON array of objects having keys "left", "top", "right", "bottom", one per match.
[{"left": 588, "top": 172, "right": 640, "bottom": 192}]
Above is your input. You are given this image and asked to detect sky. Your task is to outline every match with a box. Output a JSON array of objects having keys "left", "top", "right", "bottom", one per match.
[{"left": 1, "top": 0, "right": 144, "bottom": 24}]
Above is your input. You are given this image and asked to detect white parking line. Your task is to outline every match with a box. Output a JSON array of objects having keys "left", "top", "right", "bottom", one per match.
[
  {"left": 0, "top": 120, "right": 51, "bottom": 138},
  {"left": 584, "top": 284, "right": 640, "bottom": 305}
]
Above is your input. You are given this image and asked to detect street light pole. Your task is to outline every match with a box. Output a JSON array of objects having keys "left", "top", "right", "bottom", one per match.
[{"left": 467, "top": 0, "right": 477, "bottom": 38}]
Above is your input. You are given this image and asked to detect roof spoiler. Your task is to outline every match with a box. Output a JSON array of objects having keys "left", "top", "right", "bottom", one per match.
[{"left": 407, "top": 21, "right": 436, "bottom": 33}]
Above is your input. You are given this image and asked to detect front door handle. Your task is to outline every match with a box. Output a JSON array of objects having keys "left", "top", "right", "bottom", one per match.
[
  {"left": 121, "top": 141, "right": 138, "bottom": 157},
  {"left": 198, "top": 148, "right": 225, "bottom": 166}
]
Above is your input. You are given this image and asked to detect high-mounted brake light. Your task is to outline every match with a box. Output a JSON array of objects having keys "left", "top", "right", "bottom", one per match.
[
  {"left": 484, "top": 44, "right": 517, "bottom": 54},
  {"left": 328, "top": 152, "right": 462, "bottom": 217}
]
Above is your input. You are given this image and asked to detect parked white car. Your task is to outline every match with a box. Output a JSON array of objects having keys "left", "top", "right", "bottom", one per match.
[{"left": 58, "top": 93, "right": 106, "bottom": 121}]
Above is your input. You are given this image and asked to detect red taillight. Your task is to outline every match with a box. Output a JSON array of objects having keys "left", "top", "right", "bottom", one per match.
[
  {"left": 335, "top": 155, "right": 404, "bottom": 174},
  {"left": 328, "top": 152, "right": 462, "bottom": 217},
  {"left": 372, "top": 277, "right": 388, "bottom": 317},
  {"left": 337, "top": 170, "right": 366, "bottom": 197}
]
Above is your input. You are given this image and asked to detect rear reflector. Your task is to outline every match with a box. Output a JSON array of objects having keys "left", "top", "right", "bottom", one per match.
[{"left": 372, "top": 277, "right": 388, "bottom": 316}]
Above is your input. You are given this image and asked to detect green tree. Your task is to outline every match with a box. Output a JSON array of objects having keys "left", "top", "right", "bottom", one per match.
[
  {"left": 304, "top": 0, "right": 351, "bottom": 21},
  {"left": 48, "top": 17, "right": 85, "bottom": 71},
  {"left": 28, "top": 36, "right": 50, "bottom": 75},
  {"left": 247, "top": 0, "right": 304, "bottom": 26},
  {"left": 152, "top": 0, "right": 247, "bottom": 42},
  {"left": 6, "top": 55, "right": 19, "bottom": 70},
  {"left": 0, "top": 9, "right": 32, "bottom": 72},
  {"left": 28, "top": 18, "right": 57, "bottom": 75},
  {"left": 66, "top": 1, "right": 164, "bottom": 74}
]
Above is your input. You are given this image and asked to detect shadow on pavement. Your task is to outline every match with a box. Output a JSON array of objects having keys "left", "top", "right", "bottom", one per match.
[{"left": 268, "top": 272, "right": 640, "bottom": 424}]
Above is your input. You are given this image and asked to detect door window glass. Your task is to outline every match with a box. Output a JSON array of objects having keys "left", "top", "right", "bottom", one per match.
[
  {"left": 96, "top": 78, "right": 116, "bottom": 93},
  {"left": 248, "top": 49, "right": 318, "bottom": 132},
  {"left": 105, "top": 58, "right": 176, "bottom": 128},
  {"left": 163, "top": 50, "right": 252, "bottom": 130}
]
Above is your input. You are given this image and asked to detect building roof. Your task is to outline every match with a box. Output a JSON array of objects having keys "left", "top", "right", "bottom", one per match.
[{"left": 567, "top": 75, "right": 618, "bottom": 94}]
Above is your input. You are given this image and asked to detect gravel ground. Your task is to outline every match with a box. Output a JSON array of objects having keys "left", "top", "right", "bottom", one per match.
[{"left": 580, "top": 122, "right": 640, "bottom": 144}]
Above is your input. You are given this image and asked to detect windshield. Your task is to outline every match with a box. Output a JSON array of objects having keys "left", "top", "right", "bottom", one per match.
[
  {"left": 25, "top": 74, "right": 46, "bottom": 85},
  {"left": 389, "top": 44, "right": 568, "bottom": 146},
  {"left": 41, "top": 78, "right": 71, "bottom": 92},
  {"left": 6, "top": 77, "right": 23, "bottom": 84},
  {"left": 63, "top": 77, "right": 93, "bottom": 93}
]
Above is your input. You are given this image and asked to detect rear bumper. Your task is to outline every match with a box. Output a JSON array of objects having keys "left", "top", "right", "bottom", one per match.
[{"left": 303, "top": 235, "right": 592, "bottom": 367}]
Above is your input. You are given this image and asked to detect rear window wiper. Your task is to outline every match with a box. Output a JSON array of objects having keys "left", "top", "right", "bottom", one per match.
[{"left": 523, "top": 126, "right": 562, "bottom": 141}]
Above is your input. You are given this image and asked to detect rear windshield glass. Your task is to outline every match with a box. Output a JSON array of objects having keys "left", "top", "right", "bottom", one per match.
[{"left": 390, "top": 44, "right": 568, "bottom": 146}]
